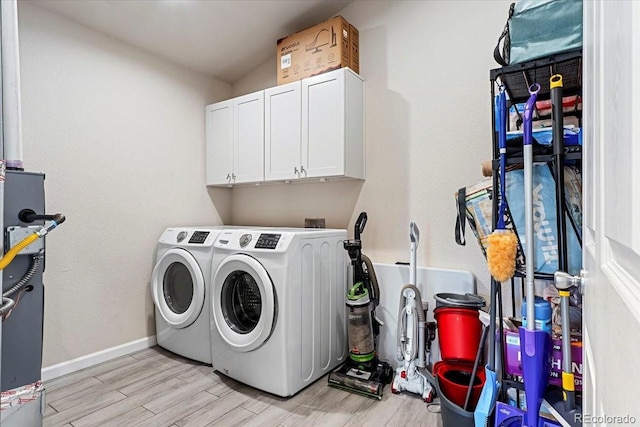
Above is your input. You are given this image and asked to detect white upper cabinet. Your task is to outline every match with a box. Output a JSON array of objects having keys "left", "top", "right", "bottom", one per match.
[
  {"left": 233, "top": 91, "right": 264, "bottom": 184},
  {"left": 264, "top": 81, "right": 302, "bottom": 181},
  {"left": 302, "top": 68, "right": 364, "bottom": 180},
  {"left": 205, "top": 100, "right": 233, "bottom": 186},
  {"left": 206, "top": 68, "right": 364, "bottom": 186},
  {"left": 205, "top": 91, "right": 264, "bottom": 186}
]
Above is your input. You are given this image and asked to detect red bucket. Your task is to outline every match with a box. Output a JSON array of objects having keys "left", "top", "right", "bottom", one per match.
[
  {"left": 434, "top": 307, "right": 482, "bottom": 363},
  {"left": 434, "top": 360, "right": 486, "bottom": 410}
]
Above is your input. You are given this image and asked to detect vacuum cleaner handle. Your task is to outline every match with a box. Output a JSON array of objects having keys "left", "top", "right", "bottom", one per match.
[
  {"left": 409, "top": 222, "right": 419, "bottom": 286},
  {"left": 409, "top": 222, "right": 419, "bottom": 243},
  {"left": 354, "top": 212, "right": 367, "bottom": 240}
]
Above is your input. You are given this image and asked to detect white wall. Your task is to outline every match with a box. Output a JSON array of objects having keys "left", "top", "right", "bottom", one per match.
[
  {"left": 17, "top": 0, "right": 515, "bottom": 369},
  {"left": 231, "top": 1, "right": 512, "bottom": 299},
  {"left": 18, "top": 2, "right": 232, "bottom": 367},
  {"left": 232, "top": 59, "right": 275, "bottom": 98}
]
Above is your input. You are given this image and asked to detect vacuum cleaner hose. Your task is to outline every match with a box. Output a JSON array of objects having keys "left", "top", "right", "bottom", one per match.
[{"left": 361, "top": 254, "right": 380, "bottom": 306}]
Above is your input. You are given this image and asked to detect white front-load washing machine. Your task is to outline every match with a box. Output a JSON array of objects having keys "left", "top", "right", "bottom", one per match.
[
  {"left": 209, "top": 228, "right": 348, "bottom": 396},
  {"left": 151, "top": 226, "right": 226, "bottom": 364}
]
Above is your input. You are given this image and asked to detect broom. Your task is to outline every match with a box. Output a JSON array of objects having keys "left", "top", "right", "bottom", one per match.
[
  {"left": 474, "top": 87, "right": 513, "bottom": 427},
  {"left": 487, "top": 86, "right": 518, "bottom": 283}
]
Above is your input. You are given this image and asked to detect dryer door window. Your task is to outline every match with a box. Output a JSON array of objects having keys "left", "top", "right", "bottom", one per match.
[
  {"left": 163, "top": 262, "right": 194, "bottom": 314},
  {"left": 212, "top": 254, "right": 275, "bottom": 352},
  {"left": 221, "top": 271, "right": 262, "bottom": 334},
  {"left": 151, "top": 248, "right": 205, "bottom": 328}
]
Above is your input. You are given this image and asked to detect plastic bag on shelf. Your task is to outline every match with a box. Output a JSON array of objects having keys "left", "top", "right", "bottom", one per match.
[
  {"left": 455, "top": 164, "right": 583, "bottom": 277},
  {"left": 505, "top": 163, "right": 582, "bottom": 276},
  {"left": 455, "top": 177, "right": 526, "bottom": 272}
]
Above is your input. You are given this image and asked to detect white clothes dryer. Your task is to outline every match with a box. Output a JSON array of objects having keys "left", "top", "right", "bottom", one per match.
[
  {"left": 151, "top": 226, "right": 226, "bottom": 364},
  {"left": 209, "top": 228, "right": 348, "bottom": 397}
]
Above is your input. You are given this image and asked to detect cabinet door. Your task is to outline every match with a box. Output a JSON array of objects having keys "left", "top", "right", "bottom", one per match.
[
  {"left": 264, "top": 82, "right": 301, "bottom": 181},
  {"left": 302, "top": 70, "right": 346, "bottom": 178},
  {"left": 233, "top": 91, "right": 264, "bottom": 184},
  {"left": 205, "top": 100, "right": 233, "bottom": 186}
]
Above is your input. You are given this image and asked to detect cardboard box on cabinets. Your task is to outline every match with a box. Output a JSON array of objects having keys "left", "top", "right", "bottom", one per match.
[{"left": 276, "top": 16, "right": 359, "bottom": 85}]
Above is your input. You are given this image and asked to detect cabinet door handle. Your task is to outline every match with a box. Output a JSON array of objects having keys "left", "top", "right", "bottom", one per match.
[
  {"left": 226, "top": 173, "right": 231, "bottom": 181},
  {"left": 300, "top": 166, "right": 306, "bottom": 175},
  {"left": 294, "top": 167, "right": 299, "bottom": 176},
  {"left": 231, "top": 173, "right": 236, "bottom": 181}
]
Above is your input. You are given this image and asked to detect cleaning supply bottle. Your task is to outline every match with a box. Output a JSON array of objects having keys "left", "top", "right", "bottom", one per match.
[{"left": 521, "top": 296, "right": 552, "bottom": 334}]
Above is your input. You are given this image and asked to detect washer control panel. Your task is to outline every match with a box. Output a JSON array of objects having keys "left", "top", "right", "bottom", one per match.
[
  {"left": 188, "top": 231, "right": 210, "bottom": 244},
  {"left": 159, "top": 228, "right": 218, "bottom": 247},
  {"left": 254, "top": 234, "right": 281, "bottom": 249}
]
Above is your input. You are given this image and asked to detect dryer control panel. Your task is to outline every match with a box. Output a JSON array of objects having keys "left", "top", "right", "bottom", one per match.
[
  {"left": 255, "top": 234, "right": 281, "bottom": 249},
  {"left": 214, "top": 228, "right": 347, "bottom": 253},
  {"left": 215, "top": 230, "right": 291, "bottom": 252}
]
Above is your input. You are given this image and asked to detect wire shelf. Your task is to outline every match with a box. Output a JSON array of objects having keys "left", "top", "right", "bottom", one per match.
[{"left": 490, "top": 49, "right": 583, "bottom": 104}]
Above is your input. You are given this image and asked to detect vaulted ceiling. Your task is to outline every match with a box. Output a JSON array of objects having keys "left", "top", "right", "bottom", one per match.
[{"left": 27, "top": 0, "right": 354, "bottom": 82}]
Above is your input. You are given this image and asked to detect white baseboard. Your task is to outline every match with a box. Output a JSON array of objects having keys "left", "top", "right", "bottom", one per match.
[{"left": 41, "top": 336, "right": 157, "bottom": 382}]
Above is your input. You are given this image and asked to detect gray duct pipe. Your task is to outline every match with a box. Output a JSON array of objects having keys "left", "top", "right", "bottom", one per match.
[
  {"left": 2, "top": 0, "right": 23, "bottom": 170},
  {"left": 0, "top": 0, "right": 22, "bottom": 391},
  {"left": 0, "top": 162, "right": 4, "bottom": 392}
]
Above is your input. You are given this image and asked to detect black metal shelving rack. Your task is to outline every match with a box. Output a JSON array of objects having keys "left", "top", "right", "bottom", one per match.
[
  {"left": 489, "top": 49, "right": 583, "bottom": 427},
  {"left": 490, "top": 48, "right": 583, "bottom": 313}
]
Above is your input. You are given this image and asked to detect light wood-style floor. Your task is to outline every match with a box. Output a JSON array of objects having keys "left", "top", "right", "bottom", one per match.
[{"left": 43, "top": 346, "right": 443, "bottom": 427}]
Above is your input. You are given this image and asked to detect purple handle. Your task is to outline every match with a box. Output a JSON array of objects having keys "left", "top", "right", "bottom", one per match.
[
  {"left": 523, "top": 83, "right": 541, "bottom": 146},
  {"left": 520, "top": 327, "right": 551, "bottom": 427},
  {"left": 496, "top": 87, "right": 508, "bottom": 228},
  {"left": 497, "top": 87, "right": 507, "bottom": 151}
]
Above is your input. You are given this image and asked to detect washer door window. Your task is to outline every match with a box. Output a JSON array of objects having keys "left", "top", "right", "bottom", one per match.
[
  {"left": 151, "top": 248, "right": 205, "bottom": 328},
  {"left": 212, "top": 254, "right": 275, "bottom": 352}
]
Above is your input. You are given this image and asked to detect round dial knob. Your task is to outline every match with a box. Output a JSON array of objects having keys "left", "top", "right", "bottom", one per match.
[{"left": 239, "top": 234, "right": 252, "bottom": 248}]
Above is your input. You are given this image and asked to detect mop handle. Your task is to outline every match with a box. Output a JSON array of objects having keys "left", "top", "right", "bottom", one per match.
[
  {"left": 551, "top": 74, "right": 568, "bottom": 273},
  {"left": 523, "top": 83, "right": 540, "bottom": 329},
  {"left": 497, "top": 87, "right": 508, "bottom": 229},
  {"left": 464, "top": 324, "right": 488, "bottom": 411}
]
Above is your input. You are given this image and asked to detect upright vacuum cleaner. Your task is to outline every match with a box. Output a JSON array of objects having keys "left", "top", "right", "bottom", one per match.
[
  {"left": 328, "top": 212, "right": 393, "bottom": 399},
  {"left": 391, "top": 222, "right": 434, "bottom": 402}
]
